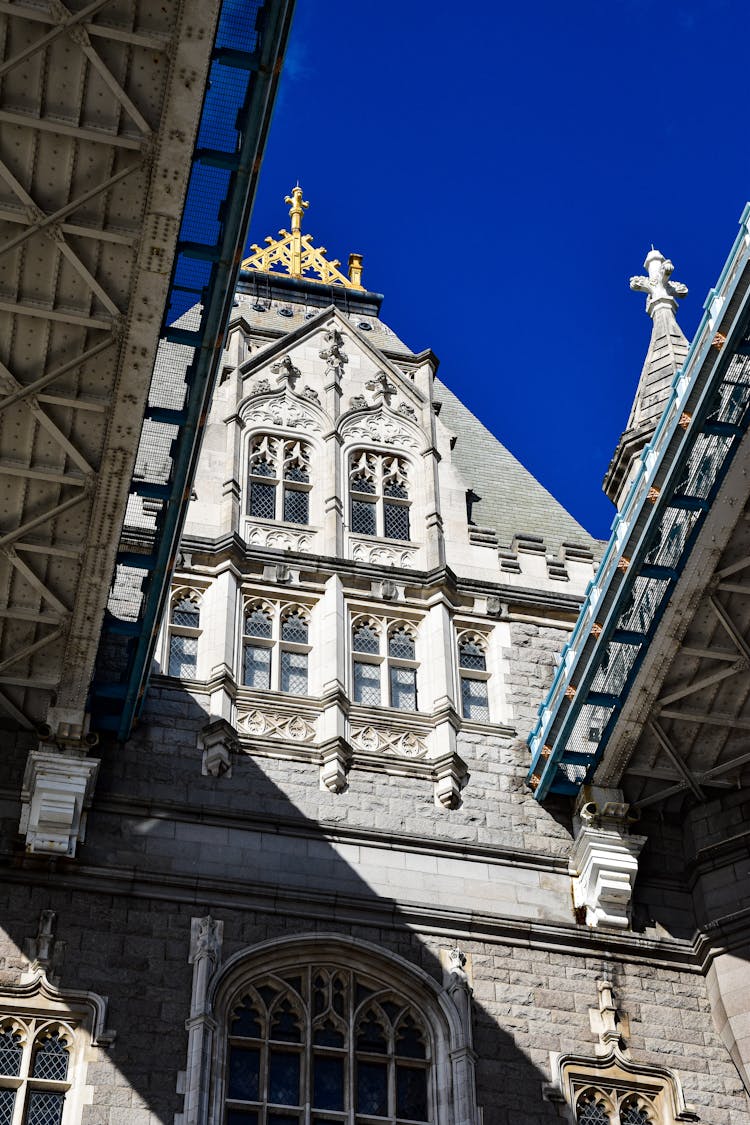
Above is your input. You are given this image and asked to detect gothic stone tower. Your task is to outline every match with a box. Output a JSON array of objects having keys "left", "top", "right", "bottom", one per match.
[{"left": 2, "top": 193, "right": 748, "bottom": 1125}]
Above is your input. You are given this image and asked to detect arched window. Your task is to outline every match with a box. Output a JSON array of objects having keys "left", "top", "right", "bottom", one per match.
[
  {"left": 0, "top": 1020, "right": 73, "bottom": 1125},
  {"left": 242, "top": 603, "right": 311, "bottom": 695},
  {"left": 168, "top": 593, "right": 201, "bottom": 679},
  {"left": 576, "top": 1089, "right": 613, "bottom": 1124},
  {"left": 248, "top": 436, "right": 311, "bottom": 525},
  {"left": 457, "top": 633, "right": 490, "bottom": 721},
  {"left": 223, "top": 965, "right": 432, "bottom": 1125},
  {"left": 352, "top": 619, "right": 419, "bottom": 711},
  {"left": 349, "top": 452, "right": 410, "bottom": 541}
]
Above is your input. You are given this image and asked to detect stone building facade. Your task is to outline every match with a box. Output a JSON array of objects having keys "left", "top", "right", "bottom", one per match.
[{"left": 1, "top": 193, "right": 749, "bottom": 1125}]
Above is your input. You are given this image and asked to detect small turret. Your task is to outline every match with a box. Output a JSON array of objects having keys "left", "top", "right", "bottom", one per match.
[{"left": 603, "top": 249, "right": 689, "bottom": 509}]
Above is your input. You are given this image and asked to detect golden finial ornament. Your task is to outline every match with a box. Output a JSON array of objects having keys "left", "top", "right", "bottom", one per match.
[{"left": 242, "top": 186, "right": 364, "bottom": 290}]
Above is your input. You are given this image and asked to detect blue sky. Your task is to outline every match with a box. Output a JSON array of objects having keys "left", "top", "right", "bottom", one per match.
[{"left": 246, "top": 0, "right": 749, "bottom": 541}]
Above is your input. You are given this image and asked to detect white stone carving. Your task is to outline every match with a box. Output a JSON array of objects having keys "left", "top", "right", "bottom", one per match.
[
  {"left": 20, "top": 750, "right": 100, "bottom": 857},
  {"left": 245, "top": 389, "right": 323, "bottom": 434},
  {"left": 246, "top": 522, "right": 313, "bottom": 552},
  {"left": 350, "top": 538, "right": 418, "bottom": 568},
  {"left": 320, "top": 738, "right": 352, "bottom": 793},
  {"left": 183, "top": 916, "right": 224, "bottom": 1125},
  {"left": 340, "top": 405, "right": 420, "bottom": 450},
  {"left": 350, "top": 725, "right": 428, "bottom": 759},
  {"left": 570, "top": 787, "right": 646, "bottom": 929},
  {"left": 630, "top": 249, "right": 688, "bottom": 317},
  {"left": 432, "top": 750, "right": 469, "bottom": 809},
  {"left": 237, "top": 709, "right": 316, "bottom": 743}
]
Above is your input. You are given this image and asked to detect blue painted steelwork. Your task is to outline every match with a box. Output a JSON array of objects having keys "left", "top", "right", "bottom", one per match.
[
  {"left": 91, "top": 0, "right": 295, "bottom": 739},
  {"left": 527, "top": 205, "right": 750, "bottom": 800}
]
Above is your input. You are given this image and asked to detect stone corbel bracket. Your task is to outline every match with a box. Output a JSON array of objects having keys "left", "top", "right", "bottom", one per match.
[
  {"left": 20, "top": 749, "right": 100, "bottom": 858},
  {"left": 319, "top": 737, "right": 353, "bottom": 793},
  {"left": 200, "top": 718, "right": 239, "bottom": 778},
  {"left": 570, "top": 786, "right": 646, "bottom": 929},
  {"left": 432, "top": 750, "right": 469, "bottom": 810}
]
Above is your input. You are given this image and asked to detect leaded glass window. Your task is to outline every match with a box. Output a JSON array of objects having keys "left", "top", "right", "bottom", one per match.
[
  {"left": 0, "top": 1022, "right": 72, "bottom": 1125},
  {"left": 572, "top": 1085, "right": 662, "bottom": 1125},
  {"left": 458, "top": 633, "right": 490, "bottom": 722},
  {"left": 248, "top": 436, "right": 312, "bottom": 526},
  {"left": 242, "top": 603, "right": 312, "bottom": 696},
  {"left": 348, "top": 452, "right": 411, "bottom": 542},
  {"left": 167, "top": 594, "right": 201, "bottom": 679},
  {"left": 577, "top": 1091, "right": 612, "bottom": 1124},
  {"left": 351, "top": 620, "right": 419, "bottom": 712},
  {"left": 223, "top": 965, "right": 433, "bottom": 1125}
]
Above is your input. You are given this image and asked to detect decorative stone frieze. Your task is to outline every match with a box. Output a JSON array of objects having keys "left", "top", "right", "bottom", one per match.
[
  {"left": 570, "top": 786, "right": 646, "bottom": 929},
  {"left": 20, "top": 749, "right": 100, "bottom": 858},
  {"left": 350, "top": 725, "right": 428, "bottom": 759},
  {"left": 237, "top": 708, "right": 317, "bottom": 743}
]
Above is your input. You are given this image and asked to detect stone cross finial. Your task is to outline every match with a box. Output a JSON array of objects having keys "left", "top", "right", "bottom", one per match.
[{"left": 630, "top": 249, "right": 688, "bottom": 318}]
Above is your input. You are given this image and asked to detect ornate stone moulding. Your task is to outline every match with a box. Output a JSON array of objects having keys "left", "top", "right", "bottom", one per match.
[{"left": 349, "top": 536, "right": 419, "bottom": 569}]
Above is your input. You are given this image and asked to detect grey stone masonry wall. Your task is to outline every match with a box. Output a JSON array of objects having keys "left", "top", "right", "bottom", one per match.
[{"left": 1, "top": 881, "right": 748, "bottom": 1124}]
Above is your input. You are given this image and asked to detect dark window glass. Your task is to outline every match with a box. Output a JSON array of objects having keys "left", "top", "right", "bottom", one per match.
[
  {"left": 390, "top": 666, "right": 417, "bottom": 711},
  {"left": 350, "top": 473, "right": 376, "bottom": 495},
  {"left": 244, "top": 644, "right": 271, "bottom": 689},
  {"left": 353, "top": 661, "right": 380, "bottom": 706},
  {"left": 171, "top": 598, "right": 199, "bottom": 627},
  {"left": 268, "top": 1051, "right": 300, "bottom": 1105},
  {"left": 383, "top": 478, "right": 408, "bottom": 499},
  {"left": 25, "top": 1091, "right": 65, "bottom": 1125},
  {"left": 267, "top": 1117, "right": 299, "bottom": 1125},
  {"left": 32, "top": 1033, "right": 69, "bottom": 1081},
  {"left": 250, "top": 481, "right": 276, "bottom": 520},
  {"left": 458, "top": 640, "right": 486, "bottom": 670},
  {"left": 227, "top": 1112, "right": 259, "bottom": 1125},
  {"left": 351, "top": 499, "right": 376, "bottom": 535},
  {"left": 281, "top": 613, "right": 308, "bottom": 644},
  {"left": 271, "top": 1001, "right": 302, "bottom": 1044},
  {"left": 283, "top": 488, "right": 309, "bottom": 525},
  {"left": 356, "top": 1011, "right": 387, "bottom": 1054},
  {"left": 384, "top": 502, "right": 410, "bottom": 541},
  {"left": 396, "top": 1016, "right": 427, "bottom": 1059},
  {"left": 620, "top": 1101, "right": 651, "bottom": 1125},
  {"left": 312, "top": 1054, "right": 344, "bottom": 1111},
  {"left": 285, "top": 463, "right": 309, "bottom": 483},
  {"left": 0, "top": 1089, "right": 16, "bottom": 1123},
  {"left": 356, "top": 1060, "right": 387, "bottom": 1116},
  {"left": 251, "top": 458, "right": 276, "bottom": 478},
  {"left": 576, "top": 1093, "right": 611, "bottom": 1125},
  {"left": 388, "top": 628, "right": 415, "bottom": 660},
  {"left": 228, "top": 1046, "right": 260, "bottom": 1101},
  {"left": 231, "top": 999, "right": 262, "bottom": 1038},
  {"left": 169, "top": 633, "right": 198, "bottom": 678},
  {"left": 461, "top": 676, "right": 489, "bottom": 721},
  {"left": 0, "top": 1028, "right": 23, "bottom": 1076},
  {"left": 396, "top": 1065, "right": 428, "bottom": 1121},
  {"left": 352, "top": 624, "right": 379, "bottom": 654},
  {"left": 245, "top": 609, "right": 272, "bottom": 638},
  {"left": 281, "top": 650, "right": 308, "bottom": 695},
  {"left": 313, "top": 1021, "right": 344, "bottom": 1048}
]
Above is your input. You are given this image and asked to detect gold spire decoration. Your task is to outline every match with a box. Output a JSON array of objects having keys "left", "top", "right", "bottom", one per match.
[{"left": 242, "top": 185, "right": 365, "bottom": 290}]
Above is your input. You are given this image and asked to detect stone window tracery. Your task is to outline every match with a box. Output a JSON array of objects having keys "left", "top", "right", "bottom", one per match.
[
  {"left": 222, "top": 965, "right": 433, "bottom": 1125},
  {"left": 0, "top": 1019, "right": 73, "bottom": 1125},
  {"left": 352, "top": 618, "right": 419, "bottom": 711},
  {"left": 574, "top": 1087, "right": 656, "bottom": 1125},
  {"left": 248, "top": 436, "right": 311, "bottom": 526},
  {"left": 167, "top": 592, "right": 202, "bottom": 679},
  {"left": 349, "top": 452, "right": 410, "bottom": 541},
  {"left": 242, "top": 602, "right": 311, "bottom": 695},
  {"left": 457, "top": 632, "right": 490, "bottom": 722}
]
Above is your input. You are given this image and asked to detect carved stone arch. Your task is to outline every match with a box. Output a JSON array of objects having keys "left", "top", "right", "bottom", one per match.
[
  {"left": 338, "top": 404, "right": 424, "bottom": 454},
  {"left": 0, "top": 970, "right": 114, "bottom": 1048},
  {"left": 239, "top": 386, "right": 328, "bottom": 437},
  {"left": 193, "top": 932, "right": 480, "bottom": 1125},
  {"left": 455, "top": 627, "right": 489, "bottom": 652},
  {"left": 170, "top": 585, "right": 204, "bottom": 611},
  {"left": 550, "top": 1046, "right": 699, "bottom": 1124}
]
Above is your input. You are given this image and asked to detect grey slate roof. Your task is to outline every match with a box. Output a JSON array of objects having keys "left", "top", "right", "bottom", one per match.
[{"left": 433, "top": 379, "right": 598, "bottom": 555}]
